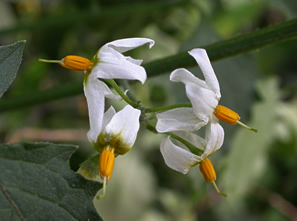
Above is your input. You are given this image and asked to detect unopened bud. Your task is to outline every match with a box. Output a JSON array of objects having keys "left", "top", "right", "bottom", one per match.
[{"left": 199, "top": 158, "right": 216, "bottom": 183}]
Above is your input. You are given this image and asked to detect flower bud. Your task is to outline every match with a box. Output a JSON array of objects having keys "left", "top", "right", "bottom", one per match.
[
  {"left": 214, "top": 105, "right": 240, "bottom": 125},
  {"left": 60, "top": 55, "right": 93, "bottom": 71},
  {"left": 199, "top": 158, "right": 216, "bottom": 183},
  {"left": 99, "top": 147, "right": 115, "bottom": 181}
]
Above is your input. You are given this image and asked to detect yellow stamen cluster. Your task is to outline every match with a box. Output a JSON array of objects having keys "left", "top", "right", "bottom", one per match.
[
  {"left": 214, "top": 105, "right": 240, "bottom": 125},
  {"left": 59, "top": 55, "right": 93, "bottom": 71},
  {"left": 199, "top": 158, "right": 216, "bottom": 183},
  {"left": 99, "top": 146, "right": 115, "bottom": 181}
]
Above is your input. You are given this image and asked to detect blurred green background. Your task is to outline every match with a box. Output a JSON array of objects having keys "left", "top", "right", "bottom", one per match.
[{"left": 0, "top": 0, "right": 296, "bottom": 220}]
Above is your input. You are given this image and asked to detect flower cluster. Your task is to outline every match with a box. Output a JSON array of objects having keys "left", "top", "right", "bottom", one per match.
[{"left": 40, "top": 38, "right": 256, "bottom": 199}]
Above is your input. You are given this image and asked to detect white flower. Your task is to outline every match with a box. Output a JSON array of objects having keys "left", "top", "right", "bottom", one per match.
[
  {"left": 93, "top": 105, "right": 141, "bottom": 191},
  {"left": 160, "top": 119, "right": 224, "bottom": 174},
  {"left": 84, "top": 38, "right": 154, "bottom": 143},
  {"left": 91, "top": 105, "right": 141, "bottom": 155},
  {"left": 156, "top": 48, "right": 257, "bottom": 133},
  {"left": 156, "top": 48, "right": 220, "bottom": 133}
]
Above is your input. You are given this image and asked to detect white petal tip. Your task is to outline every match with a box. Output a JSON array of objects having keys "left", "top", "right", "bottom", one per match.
[
  {"left": 148, "top": 40, "right": 155, "bottom": 48},
  {"left": 188, "top": 48, "right": 206, "bottom": 56}
]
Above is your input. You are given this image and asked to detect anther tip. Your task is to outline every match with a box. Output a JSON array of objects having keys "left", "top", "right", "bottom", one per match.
[
  {"left": 211, "top": 181, "right": 227, "bottom": 198},
  {"left": 96, "top": 176, "right": 107, "bottom": 200},
  {"left": 219, "top": 192, "right": 228, "bottom": 198}
]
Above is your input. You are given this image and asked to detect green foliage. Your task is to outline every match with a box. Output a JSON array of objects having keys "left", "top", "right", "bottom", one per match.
[
  {"left": 0, "top": 142, "right": 102, "bottom": 221},
  {"left": 0, "top": 41, "right": 25, "bottom": 98}
]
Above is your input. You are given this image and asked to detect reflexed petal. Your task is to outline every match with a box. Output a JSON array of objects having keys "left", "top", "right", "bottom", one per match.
[
  {"left": 90, "top": 57, "right": 147, "bottom": 84},
  {"left": 103, "top": 105, "right": 141, "bottom": 148},
  {"left": 156, "top": 108, "right": 207, "bottom": 133},
  {"left": 188, "top": 49, "right": 221, "bottom": 98},
  {"left": 202, "top": 122, "right": 224, "bottom": 158},
  {"left": 90, "top": 38, "right": 154, "bottom": 84},
  {"left": 170, "top": 68, "right": 208, "bottom": 90},
  {"left": 126, "top": 56, "right": 142, "bottom": 65},
  {"left": 160, "top": 137, "right": 202, "bottom": 174},
  {"left": 101, "top": 38, "right": 155, "bottom": 54},
  {"left": 186, "top": 83, "right": 218, "bottom": 122},
  {"left": 84, "top": 79, "right": 105, "bottom": 143},
  {"left": 173, "top": 131, "right": 207, "bottom": 151},
  {"left": 102, "top": 106, "right": 116, "bottom": 129}
]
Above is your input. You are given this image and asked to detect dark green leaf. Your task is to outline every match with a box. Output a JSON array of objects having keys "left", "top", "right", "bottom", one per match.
[
  {"left": 0, "top": 41, "right": 26, "bottom": 98},
  {"left": 0, "top": 142, "right": 102, "bottom": 221}
]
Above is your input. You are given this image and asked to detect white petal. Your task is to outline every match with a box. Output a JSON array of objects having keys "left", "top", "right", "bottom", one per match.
[
  {"left": 170, "top": 68, "right": 208, "bottom": 90},
  {"left": 126, "top": 56, "right": 143, "bottom": 65},
  {"left": 188, "top": 49, "right": 221, "bottom": 98},
  {"left": 156, "top": 108, "right": 207, "bottom": 133},
  {"left": 201, "top": 122, "right": 224, "bottom": 158},
  {"left": 160, "top": 137, "right": 202, "bottom": 174},
  {"left": 91, "top": 56, "right": 147, "bottom": 84},
  {"left": 84, "top": 79, "right": 105, "bottom": 144},
  {"left": 102, "top": 38, "right": 155, "bottom": 53},
  {"left": 103, "top": 105, "right": 141, "bottom": 148},
  {"left": 186, "top": 83, "right": 218, "bottom": 123},
  {"left": 173, "top": 131, "right": 207, "bottom": 151},
  {"left": 90, "top": 38, "right": 154, "bottom": 84},
  {"left": 101, "top": 106, "right": 116, "bottom": 129}
]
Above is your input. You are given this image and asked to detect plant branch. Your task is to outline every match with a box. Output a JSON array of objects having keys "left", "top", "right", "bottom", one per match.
[
  {"left": 1, "top": 18, "right": 297, "bottom": 112},
  {"left": 144, "top": 18, "right": 297, "bottom": 77}
]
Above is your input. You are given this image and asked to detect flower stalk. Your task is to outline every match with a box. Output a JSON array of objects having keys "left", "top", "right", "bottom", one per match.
[{"left": 104, "top": 79, "right": 138, "bottom": 108}]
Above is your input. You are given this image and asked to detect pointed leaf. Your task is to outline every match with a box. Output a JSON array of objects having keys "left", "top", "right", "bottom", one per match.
[{"left": 0, "top": 40, "right": 26, "bottom": 97}]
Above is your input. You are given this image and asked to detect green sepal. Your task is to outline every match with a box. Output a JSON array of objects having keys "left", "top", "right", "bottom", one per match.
[{"left": 78, "top": 153, "right": 100, "bottom": 180}]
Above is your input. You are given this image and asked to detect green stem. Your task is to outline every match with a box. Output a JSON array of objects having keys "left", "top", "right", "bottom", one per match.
[
  {"left": 103, "top": 79, "right": 138, "bottom": 108},
  {"left": 145, "top": 103, "right": 192, "bottom": 113},
  {"left": 144, "top": 18, "right": 297, "bottom": 78}
]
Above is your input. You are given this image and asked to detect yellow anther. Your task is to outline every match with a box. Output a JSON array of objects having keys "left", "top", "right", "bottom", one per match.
[
  {"left": 199, "top": 158, "right": 227, "bottom": 197},
  {"left": 214, "top": 105, "right": 258, "bottom": 132},
  {"left": 214, "top": 105, "right": 240, "bottom": 125},
  {"left": 99, "top": 146, "right": 115, "bottom": 181},
  {"left": 199, "top": 158, "right": 216, "bottom": 183},
  {"left": 60, "top": 55, "right": 93, "bottom": 71}
]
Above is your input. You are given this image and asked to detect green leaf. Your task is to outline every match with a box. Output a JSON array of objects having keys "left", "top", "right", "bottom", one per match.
[
  {"left": 0, "top": 41, "right": 26, "bottom": 98},
  {"left": 0, "top": 142, "right": 102, "bottom": 221}
]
